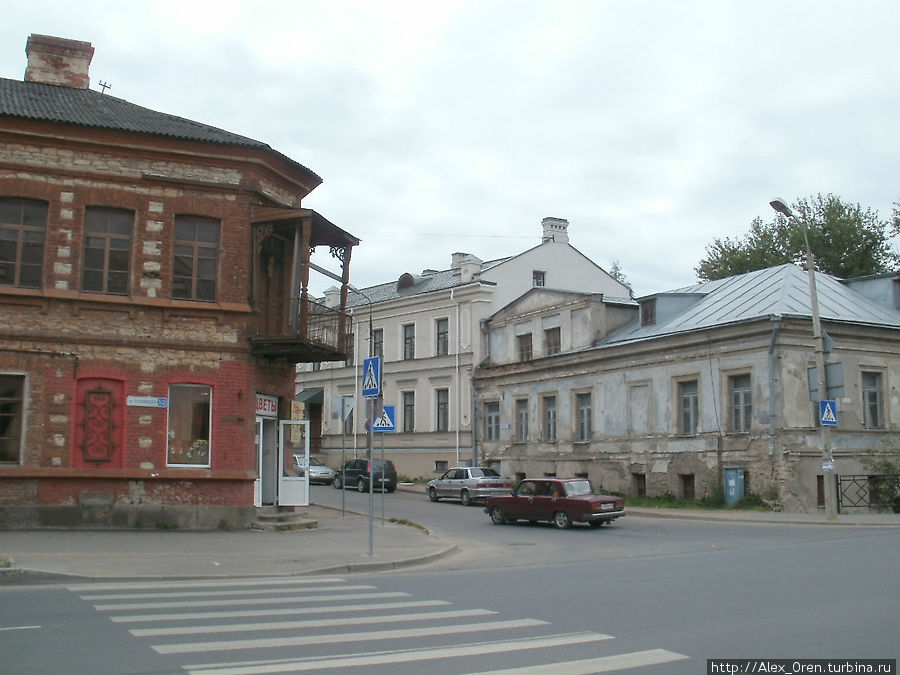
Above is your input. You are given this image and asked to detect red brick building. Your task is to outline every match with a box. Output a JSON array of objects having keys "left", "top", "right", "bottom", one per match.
[{"left": 0, "top": 35, "right": 358, "bottom": 528}]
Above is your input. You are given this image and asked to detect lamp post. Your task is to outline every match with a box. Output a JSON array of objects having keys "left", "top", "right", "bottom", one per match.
[
  {"left": 770, "top": 197, "right": 837, "bottom": 520},
  {"left": 349, "top": 284, "right": 376, "bottom": 555}
]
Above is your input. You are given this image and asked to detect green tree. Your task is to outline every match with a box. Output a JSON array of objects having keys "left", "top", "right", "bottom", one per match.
[
  {"left": 695, "top": 194, "right": 898, "bottom": 281},
  {"left": 608, "top": 259, "right": 633, "bottom": 297}
]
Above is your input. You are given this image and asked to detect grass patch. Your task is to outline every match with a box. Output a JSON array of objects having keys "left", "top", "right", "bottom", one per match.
[{"left": 626, "top": 490, "right": 771, "bottom": 511}]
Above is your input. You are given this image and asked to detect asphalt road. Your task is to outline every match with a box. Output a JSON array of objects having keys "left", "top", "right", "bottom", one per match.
[{"left": 1, "top": 485, "right": 896, "bottom": 674}]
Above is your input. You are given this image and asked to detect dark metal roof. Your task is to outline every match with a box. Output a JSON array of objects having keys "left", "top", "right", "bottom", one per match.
[{"left": 0, "top": 77, "right": 321, "bottom": 180}]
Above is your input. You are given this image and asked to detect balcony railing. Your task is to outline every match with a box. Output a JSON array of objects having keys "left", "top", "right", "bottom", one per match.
[{"left": 250, "top": 296, "right": 351, "bottom": 362}]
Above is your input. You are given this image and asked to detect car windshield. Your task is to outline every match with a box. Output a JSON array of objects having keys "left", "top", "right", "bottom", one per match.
[
  {"left": 564, "top": 480, "right": 592, "bottom": 496},
  {"left": 471, "top": 468, "right": 500, "bottom": 478}
]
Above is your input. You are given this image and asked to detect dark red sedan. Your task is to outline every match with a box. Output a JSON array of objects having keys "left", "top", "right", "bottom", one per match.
[{"left": 484, "top": 477, "right": 625, "bottom": 529}]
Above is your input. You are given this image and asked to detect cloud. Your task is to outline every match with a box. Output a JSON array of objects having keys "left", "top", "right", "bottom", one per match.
[{"left": 2, "top": 0, "right": 898, "bottom": 297}]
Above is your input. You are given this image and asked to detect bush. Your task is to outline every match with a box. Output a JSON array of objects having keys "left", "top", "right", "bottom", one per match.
[
  {"left": 700, "top": 484, "right": 725, "bottom": 508},
  {"left": 731, "top": 492, "right": 767, "bottom": 510},
  {"left": 858, "top": 442, "right": 900, "bottom": 512}
]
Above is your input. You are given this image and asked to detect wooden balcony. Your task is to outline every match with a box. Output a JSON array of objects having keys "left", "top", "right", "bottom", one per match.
[
  {"left": 248, "top": 206, "right": 358, "bottom": 363},
  {"left": 250, "top": 296, "right": 351, "bottom": 362}
]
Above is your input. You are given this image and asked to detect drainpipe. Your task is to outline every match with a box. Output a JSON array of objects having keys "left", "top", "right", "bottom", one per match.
[
  {"left": 450, "top": 288, "right": 461, "bottom": 466},
  {"left": 471, "top": 319, "right": 490, "bottom": 467},
  {"left": 768, "top": 314, "right": 782, "bottom": 457}
]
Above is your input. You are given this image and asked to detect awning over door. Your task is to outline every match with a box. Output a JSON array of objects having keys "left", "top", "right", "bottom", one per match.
[{"left": 294, "top": 388, "right": 324, "bottom": 404}]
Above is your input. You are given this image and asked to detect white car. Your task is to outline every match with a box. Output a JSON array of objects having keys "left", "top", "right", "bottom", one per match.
[
  {"left": 292, "top": 455, "right": 337, "bottom": 485},
  {"left": 426, "top": 467, "right": 513, "bottom": 506}
]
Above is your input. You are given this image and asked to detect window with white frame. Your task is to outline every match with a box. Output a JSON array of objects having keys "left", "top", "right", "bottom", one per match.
[
  {"left": 484, "top": 401, "right": 500, "bottom": 441},
  {"left": 576, "top": 392, "right": 592, "bottom": 442},
  {"left": 542, "top": 395, "right": 557, "bottom": 442},
  {"left": 532, "top": 270, "right": 546, "bottom": 287},
  {"left": 372, "top": 328, "right": 383, "bottom": 359},
  {"left": 402, "top": 391, "right": 415, "bottom": 432},
  {"left": 730, "top": 374, "right": 752, "bottom": 433},
  {"left": 167, "top": 384, "right": 212, "bottom": 466},
  {"left": 435, "top": 318, "right": 449, "bottom": 356},
  {"left": 515, "top": 398, "right": 528, "bottom": 442},
  {"left": 436, "top": 388, "right": 449, "bottom": 432},
  {"left": 678, "top": 379, "right": 699, "bottom": 435},
  {"left": 862, "top": 371, "right": 884, "bottom": 429},
  {"left": 402, "top": 324, "right": 415, "bottom": 360}
]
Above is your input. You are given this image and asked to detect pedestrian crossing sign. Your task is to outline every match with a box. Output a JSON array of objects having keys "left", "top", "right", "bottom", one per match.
[
  {"left": 362, "top": 356, "right": 382, "bottom": 397},
  {"left": 373, "top": 405, "right": 396, "bottom": 432},
  {"left": 819, "top": 400, "right": 838, "bottom": 426}
]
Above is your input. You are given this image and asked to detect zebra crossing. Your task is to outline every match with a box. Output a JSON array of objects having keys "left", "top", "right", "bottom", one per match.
[{"left": 66, "top": 576, "right": 688, "bottom": 674}]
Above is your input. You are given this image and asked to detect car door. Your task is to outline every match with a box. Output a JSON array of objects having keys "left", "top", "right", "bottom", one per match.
[
  {"left": 531, "top": 480, "right": 558, "bottom": 521},
  {"left": 453, "top": 468, "right": 469, "bottom": 499},
  {"left": 435, "top": 469, "right": 453, "bottom": 498},
  {"left": 344, "top": 459, "right": 362, "bottom": 485},
  {"left": 506, "top": 479, "right": 537, "bottom": 518}
]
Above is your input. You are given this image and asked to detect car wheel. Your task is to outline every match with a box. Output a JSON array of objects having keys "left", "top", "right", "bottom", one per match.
[
  {"left": 333, "top": 476, "right": 342, "bottom": 490},
  {"left": 428, "top": 487, "right": 439, "bottom": 502},
  {"left": 460, "top": 489, "right": 472, "bottom": 507},
  {"left": 553, "top": 510, "right": 572, "bottom": 529},
  {"left": 385, "top": 486, "right": 395, "bottom": 493},
  {"left": 490, "top": 506, "right": 507, "bottom": 525},
  {"left": 357, "top": 478, "right": 367, "bottom": 492}
]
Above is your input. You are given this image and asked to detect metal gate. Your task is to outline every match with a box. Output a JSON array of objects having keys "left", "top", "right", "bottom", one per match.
[{"left": 838, "top": 474, "right": 899, "bottom": 511}]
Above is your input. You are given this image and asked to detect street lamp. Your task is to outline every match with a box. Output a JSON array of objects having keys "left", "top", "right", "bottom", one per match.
[
  {"left": 770, "top": 197, "right": 837, "bottom": 520},
  {"left": 349, "top": 284, "right": 377, "bottom": 555}
]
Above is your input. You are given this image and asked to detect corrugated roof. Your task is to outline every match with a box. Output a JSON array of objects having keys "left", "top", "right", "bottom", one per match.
[
  {"left": 0, "top": 77, "right": 321, "bottom": 180},
  {"left": 606, "top": 264, "right": 900, "bottom": 345},
  {"left": 346, "top": 258, "right": 509, "bottom": 308}
]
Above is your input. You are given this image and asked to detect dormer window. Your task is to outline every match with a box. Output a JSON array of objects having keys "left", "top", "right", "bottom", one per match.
[
  {"left": 533, "top": 270, "right": 546, "bottom": 287},
  {"left": 397, "top": 272, "right": 415, "bottom": 290},
  {"left": 640, "top": 298, "right": 656, "bottom": 326}
]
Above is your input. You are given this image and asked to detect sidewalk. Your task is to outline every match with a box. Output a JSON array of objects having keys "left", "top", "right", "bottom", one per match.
[
  {"left": 0, "top": 503, "right": 456, "bottom": 584},
  {"left": 1, "top": 494, "right": 897, "bottom": 584}
]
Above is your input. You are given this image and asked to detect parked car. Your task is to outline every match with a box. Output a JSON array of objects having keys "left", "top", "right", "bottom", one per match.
[
  {"left": 426, "top": 467, "right": 513, "bottom": 506},
  {"left": 484, "top": 477, "right": 625, "bottom": 529},
  {"left": 292, "top": 454, "right": 337, "bottom": 485},
  {"left": 333, "top": 458, "right": 398, "bottom": 493}
]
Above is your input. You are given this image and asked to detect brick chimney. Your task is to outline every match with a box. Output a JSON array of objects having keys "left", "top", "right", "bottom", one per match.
[
  {"left": 25, "top": 34, "right": 94, "bottom": 89},
  {"left": 541, "top": 217, "right": 569, "bottom": 244}
]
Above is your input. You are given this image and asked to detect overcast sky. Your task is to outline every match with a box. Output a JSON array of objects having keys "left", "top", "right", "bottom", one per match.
[{"left": 3, "top": 0, "right": 898, "bottom": 297}]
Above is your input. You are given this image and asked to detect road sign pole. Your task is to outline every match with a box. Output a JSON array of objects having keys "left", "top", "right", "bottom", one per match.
[
  {"left": 367, "top": 395, "right": 374, "bottom": 557},
  {"left": 805, "top": 243, "right": 837, "bottom": 520}
]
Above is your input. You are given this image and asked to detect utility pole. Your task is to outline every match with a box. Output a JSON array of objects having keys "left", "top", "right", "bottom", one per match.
[{"left": 770, "top": 198, "right": 837, "bottom": 520}]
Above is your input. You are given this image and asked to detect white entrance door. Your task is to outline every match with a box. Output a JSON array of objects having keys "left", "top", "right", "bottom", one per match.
[
  {"left": 253, "top": 418, "right": 263, "bottom": 507},
  {"left": 278, "top": 419, "right": 309, "bottom": 506}
]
